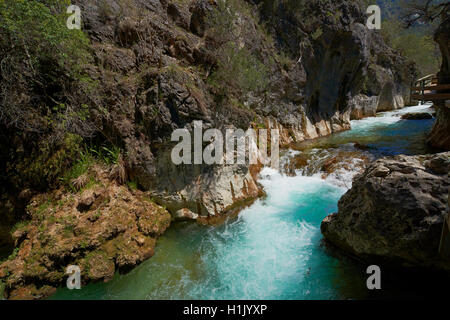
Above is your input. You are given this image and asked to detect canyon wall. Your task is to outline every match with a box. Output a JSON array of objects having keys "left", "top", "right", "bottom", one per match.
[
  {"left": 0, "top": 0, "right": 415, "bottom": 223},
  {"left": 0, "top": 0, "right": 417, "bottom": 299},
  {"left": 73, "top": 0, "right": 414, "bottom": 218},
  {"left": 428, "top": 16, "right": 450, "bottom": 151}
]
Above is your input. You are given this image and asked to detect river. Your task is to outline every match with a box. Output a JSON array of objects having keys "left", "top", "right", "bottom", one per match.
[{"left": 51, "top": 103, "right": 439, "bottom": 300}]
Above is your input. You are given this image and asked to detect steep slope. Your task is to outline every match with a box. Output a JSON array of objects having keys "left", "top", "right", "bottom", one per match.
[
  {"left": 0, "top": 0, "right": 416, "bottom": 299},
  {"left": 71, "top": 0, "right": 415, "bottom": 217}
]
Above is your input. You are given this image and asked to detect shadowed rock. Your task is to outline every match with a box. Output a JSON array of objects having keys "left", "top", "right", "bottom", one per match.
[
  {"left": 401, "top": 112, "right": 433, "bottom": 120},
  {"left": 321, "top": 152, "right": 450, "bottom": 271}
]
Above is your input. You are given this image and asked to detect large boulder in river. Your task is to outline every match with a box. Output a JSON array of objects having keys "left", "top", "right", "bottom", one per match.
[
  {"left": 401, "top": 112, "right": 434, "bottom": 120},
  {"left": 349, "top": 94, "right": 379, "bottom": 120},
  {"left": 321, "top": 152, "right": 450, "bottom": 271}
]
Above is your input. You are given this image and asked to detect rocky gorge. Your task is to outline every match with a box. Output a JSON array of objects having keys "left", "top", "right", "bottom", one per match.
[
  {"left": 321, "top": 8, "right": 450, "bottom": 272},
  {"left": 0, "top": 0, "right": 447, "bottom": 299}
]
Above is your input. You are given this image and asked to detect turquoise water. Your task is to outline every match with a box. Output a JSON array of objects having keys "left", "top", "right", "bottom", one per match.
[
  {"left": 299, "top": 104, "right": 437, "bottom": 156},
  {"left": 52, "top": 104, "right": 436, "bottom": 300}
]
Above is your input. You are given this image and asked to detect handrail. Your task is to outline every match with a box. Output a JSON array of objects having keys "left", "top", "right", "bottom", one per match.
[
  {"left": 416, "top": 74, "right": 436, "bottom": 82},
  {"left": 411, "top": 74, "right": 450, "bottom": 104}
]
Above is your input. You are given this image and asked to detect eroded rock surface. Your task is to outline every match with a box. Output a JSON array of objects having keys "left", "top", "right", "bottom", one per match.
[
  {"left": 0, "top": 166, "right": 171, "bottom": 299},
  {"left": 321, "top": 152, "right": 450, "bottom": 271}
]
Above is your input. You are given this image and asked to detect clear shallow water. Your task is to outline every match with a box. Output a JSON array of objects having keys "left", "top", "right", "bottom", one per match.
[
  {"left": 297, "top": 104, "right": 437, "bottom": 157},
  {"left": 51, "top": 104, "right": 436, "bottom": 300}
]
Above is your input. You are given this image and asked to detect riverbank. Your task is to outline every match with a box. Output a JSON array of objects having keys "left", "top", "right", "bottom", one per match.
[{"left": 48, "top": 103, "right": 445, "bottom": 300}]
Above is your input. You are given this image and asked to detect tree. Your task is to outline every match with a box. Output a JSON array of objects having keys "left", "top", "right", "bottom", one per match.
[{"left": 0, "top": 0, "right": 94, "bottom": 138}]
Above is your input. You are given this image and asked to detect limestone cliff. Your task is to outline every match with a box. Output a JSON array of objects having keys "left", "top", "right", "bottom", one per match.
[
  {"left": 74, "top": 0, "right": 414, "bottom": 218},
  {"left": 0, "top": 0, "right": 414, "bottom": 224},
  {"left": 0, "top": 0, "right": 417, "bottom": 299}
]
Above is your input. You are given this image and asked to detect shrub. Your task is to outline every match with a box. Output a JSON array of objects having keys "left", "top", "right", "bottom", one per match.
[
  {"left": 0, "top": 0, "right": 99, "bottom": 191},
  {"left": 381, "top": 17, "right": 441, "bottom": 76},
  {"left": 209, "top": 43, "right": 269, "bottom": 94},
  {"left": 13, "top": 133, "right": 84, "bottom": 190},
  {"left": 206, "top": 0, "right": 269, "bottom": 94},
  {"left": 0, "top": 0, "right": 93, "bottom": 134}
]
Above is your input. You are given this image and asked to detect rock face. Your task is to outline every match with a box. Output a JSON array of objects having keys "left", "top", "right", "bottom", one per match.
[
  {"left": 0, "top": 0, "right": 414, "bottom": 223},
  {"left": 67, "top": 0, "right": 412, "bottom": 219},
  {"left": 428, "top": 16, "right": 450, "bottom": 151},
  {"left": 321, "top": 152, "right": 450, "bottom": 271},
  {"left": 145, "top": 146, "right": 262, "bottom": 219},
  {"left": 299, "top": 2, "right": 412, "bottom": 123},
  {"left": 349, "top": 94, "right": 379, "bottom": 120},
  {"left": 0, "top": 0, "right": 418, "bottom": 299},
  {"left": 377, "top": 81, "right": 405, "bottom": 112},
  {"left": 0, "top": 166, "right": 171, "bottom": 299},
  {"left": 401, "top": 112, "right": 434, "bottom": 120}
]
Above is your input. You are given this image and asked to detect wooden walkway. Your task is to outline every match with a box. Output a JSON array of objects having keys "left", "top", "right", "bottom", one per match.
[{"left": 411, "top": 74, "right": 450, "bottom": 103}]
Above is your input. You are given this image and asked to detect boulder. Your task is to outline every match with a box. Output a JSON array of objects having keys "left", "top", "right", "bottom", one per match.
[
  {"left": 0, "top": 167, "right": 171, "bottom": 299},
  {"left": 349, "top": 94, "right": 379, "bottom": 120},
  {"left": 174, "top": 208, "right": 199, "bottom": 221},
  {"left": 401, "top": 112, "right": 434, "bottom": 120},
  {"left": 321, "top": 152, "right": 450, "bottom": 271}
]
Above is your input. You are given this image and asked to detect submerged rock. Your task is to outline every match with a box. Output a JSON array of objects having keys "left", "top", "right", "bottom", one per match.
[
  {"left": 401, "top": 113, "right": 433, "bottom": 120},
  {"left": 321, "top": 152, "right": 450, "bottom": 271}
]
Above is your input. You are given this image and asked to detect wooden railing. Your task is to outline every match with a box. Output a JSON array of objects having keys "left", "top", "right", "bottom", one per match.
[{"left": 411, "top": 74, "right": 450, "bottom": 104}]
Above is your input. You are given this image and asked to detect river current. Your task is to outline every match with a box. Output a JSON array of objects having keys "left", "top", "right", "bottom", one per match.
[{"left": 52, "top": 104, "right": 438, "bottom": 300}]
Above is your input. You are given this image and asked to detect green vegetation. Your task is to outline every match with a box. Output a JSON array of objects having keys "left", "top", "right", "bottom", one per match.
[
  {"left": 0, "top": 0, "right": 98, "bottom": 191},
  {"left": 0, "top": 0, "right": 92, "bottom": 132},
  {"left": 7, "top": 248, "right": 19, "bottom": 260},
  {"left": 14, "top": 133, "right": 84, "bottom": 190},
  {"left": 206, "top": 0, "right": 269, "bottom": 95},
  {"left": 90, "top": 146, "right": 121, "bottom": 165},
  {"left": 11, "top": 221, "right": 30, "bottom": 234},
  {"left": 377, "top": 0, "right": 448, "bottom": 77},
  {"left": 381, "top": 18, "right": 441, "bottom": 76},
  {"left": 127, "top": 181, "right": 138, "bottom": 191},
  {"left": 62, "top": 149, "right": 94, "bottom": 188},
  {"left": 62, "top": 144, "right": 123, "bottom": 191},
  {"left": 208, "top": 43, "right": 269, "bottom": 94}
]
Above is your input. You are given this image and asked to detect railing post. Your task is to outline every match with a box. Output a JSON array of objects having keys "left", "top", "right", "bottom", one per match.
[{"left": 421, "top": 80, "right": 425, "bottom": 104}]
